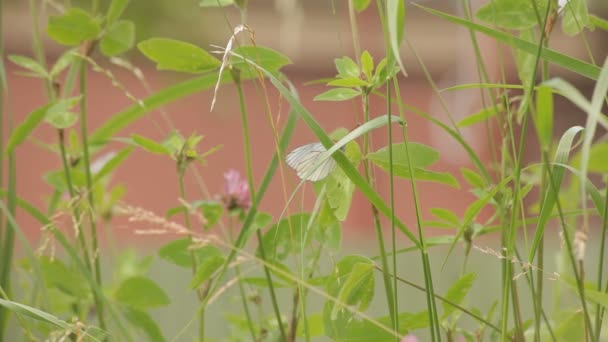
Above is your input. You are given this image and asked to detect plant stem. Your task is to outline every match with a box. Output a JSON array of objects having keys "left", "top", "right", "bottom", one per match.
[
  {"left": 78, "top": 60, "right": 107, "bottom": 331},
  {"left": 595, "top": 180, "right": 608, "bottom": 338},
  {"left": 386, "top": 83, "right": 399, "bottom": 338},
  {"left": 256, "top": 229, "right": 288, "bottom": 341},
  {"left": 177, "top": 169, "right": 206, "bottom": 341},
  {"left": 361, "top": 91, "right": 397, "bottom": 330}
]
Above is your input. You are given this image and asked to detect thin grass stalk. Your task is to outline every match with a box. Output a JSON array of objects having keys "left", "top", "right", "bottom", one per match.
[
  {"left": 255, "top": 229, "right": 288, "bottom": 341},
  {"left": 176, "top": 169, "right": 207, "bottom": 340},
  {"left": 594, "top": 180, "right": 608, "bottom": 338},
  {"left": 78, "top": 60, "right": 107, "bottom": 331},
  {"left": 386, "top": 82, "right": 399, "bottom": 339},
  {"left": 399, "top": 125, "right": 441, "bottom": 341},
  {"left": 0, "top": 0, "right": 5, "bottom": 276},
  {"left": 228, "top": 225, "right": 257, "bottom": 342},
  {"left": 545, "top": 164, "right": 596, "bottom": 341},
  {"left": 58, "top": 129, "right": 93, "bottom": 271},
  {"left": 361, "top": 91, "right": 397, "bottom": 329},
  {"left": 232, "top": 68, "right": 258, "bottom": 341}
]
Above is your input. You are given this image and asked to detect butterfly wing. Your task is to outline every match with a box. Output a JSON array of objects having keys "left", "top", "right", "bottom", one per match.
[{"left": 286, "top": 142, "right": 337, "bottom": 182}]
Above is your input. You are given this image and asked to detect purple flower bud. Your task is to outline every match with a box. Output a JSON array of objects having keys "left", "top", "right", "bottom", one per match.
[{"left": 221, "top": 169, "right": 251, "bottom": 211}]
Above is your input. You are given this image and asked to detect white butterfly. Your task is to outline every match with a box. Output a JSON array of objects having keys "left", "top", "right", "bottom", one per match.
[{"left": 286, "top": 142, "right": 339, "bottom": 182}]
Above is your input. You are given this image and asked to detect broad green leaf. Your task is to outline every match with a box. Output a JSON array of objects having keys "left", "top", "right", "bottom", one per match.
[
  {"left": 561, "top": 0, "right": 590, "bottom": 36},
  {"left": 190, "top": 200, "right": 223, "bottom": 228},
  {"left": 353, "top": 0, "right": 371, "bottom": 12},
  {"left": 47, "top": 8, "right": 101, "bottom": 46},
  {"left": 114, "top": 276, "right": 170, "bottom": 309},
  {"left": 50, "top": 49, "right": 76, "bottom": 78},
  {"left": 387, "top": 0, "right": 406, "bottom": 75},
  {"left": 258, "top": 213, "right": 312, "bottom": 261},
  {"left": 131, "top": 134, "right": 170, "bottom": 155},
  {"left": 335, "top": 56, "right": 360, "bottom": 78},
  {"left": 200, "top": 0, "right": 234, "bottom": 7},
  {"left": 159, "top": 238, "right": 199, "bottom": 268},
  {"left": 461, "top": 167, "right": 485, "bottom": 189},
  {"left": 554, "top": 311, "right": 585, "bottom": 341},
  {"left": 344, "top": 311, "right": 429, "bottom": 341},
  {"left": 44, "top": 110, "right": 77, "bottom": 129},
  {"left": 332, "top": 262, "right": 375, "bottom": 318},
  {"left": 296, "top": 312, "right": 324, "bottom": 337},
  {"left": 368, "top": 142, "right": 439, "bottom": 169},
  {"left": 38, "top": 256, "right": 88, "bottom": 298},
  {"left": 190, "top": 254, "right": 224, "bottom": 289},
  {"left": 100, "top": 20, "right": 135, "bottom": 57},
  {"left": 114, "top": 249, "right": 153, "bottom": 283},
  {"left": 328, "top": 77, "right": 368, "bottom": 87},
  {"left": 314, "top": 88, "right": 361, "bottom": 101},
  {"left": 534, "top": 86, "right": 554, "bottom": 150},
  {"left": 457, "top": 104, "right": 501, "bottom": 127},
  {"left": 430, "top": 208, "right": 460, "bottom": 226},
  {"left": 107, "top": 0, "right": 130, "bottom": 24},
  {"left": 138, "top": 38, "right": 221, "bottom": 74},
  {"left": 123, "top": 307, "right": 165, "bottom": 342},
  {"left": 361, "top": 50, "right": 374, "bottom": 81},
  {"left": 441, "top": 273, "right": 476, "bottom": 321},
  {"left": 8, "top": 55, "right": 48, "bottom": 78},
  {"left": 230, "top": 45, "right": 291, "bottom": 75},
  {"left": 417, "top": 4, "right": 601, "bottom": 80},
  {"left": 515, "top": 28, "right": 537, "bottom": 92},
  {"left": 476, "top": 0, "right": 542, "bottom": 30}
]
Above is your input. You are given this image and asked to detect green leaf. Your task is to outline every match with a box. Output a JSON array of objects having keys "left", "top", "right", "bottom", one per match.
[
  {"left": 47, "top": 8, "right": 101, "bottom": 46},
  {"left": 314, "top": 88, "right": 361, "bottom": 101},
  {"left": 327, "top": 77, "right": 368, "bottom": 87},
  {"left": 361, "top": 50, "right": 374, "bottom": 82},
  {"left": 561, "top": 0, "right": 590, "bottom": 36},
  {"left": 322, "top": 163, "right": 356, "bottom": 221},
  {"left": 50, "top": 49, "right": 77, "bottom": 77},
  {"left": 230, "top": 45, "right": 291, "bottom": 75},
  {"left": 38, "top": 256, "right": 88, "bottom": 298},
  {"left": 368, "top": 142, "right": 439, "bottom": 169},
  {"left": 387, "top": 0, "right": 406, "bottom": 75},
  {"left": 475, "top": 0, "right": 542, "bottom": 30},
  {"left": 528, "top": 126, "right": 583, "bottom": 261},
  {"left": 114, "top": 276, "right": 170, "bottom": 309},
  {"left": 461, "top": 167, "right": 485, "bottom": 189},
  {"left": 0, "top": 298, "right": 71, "bottom": 330},
  {"left": 138, "top": 38, "right": 221, "bottom": 73},
  {"left": 92, "top": 147, "right": 133, "bottom": 183},
  {"left": 332, "top": 262, "right": 375, "bottom": 318},
  {"left": 190, "top": 253, "right": 224, "bottom": 289},
  {"left": 107, "top": 0, "right": 130, "bottom": 24},
  {"left": 430, "top": 208, "right": 460, "bottom": 226},
  {"left": 190, "top": 200, "right": 224, "bottom": 228},
  {"left": 100, "top": 20, "right": 135, "bottom": 57},
  {"left": 344, "top": 311, "right": 429, "bottom": 341},
  {"left": 258, "top": 213, "right": 312, "bottom": 261},
  {"left": 123, "top": 307, "right": 165, "bottom": 342},
  {"left": 534, "top": 86, "right": 554, "bottom": 150},
  {"left": 335, "top": 57, "right": 360, "bottom": 78},
  {"left": 353, "top": 0, "right": 371, "bottom": 12},
  {"left": 8, "top": 55, "right": 48, "bottom": 78},
  {"left": 200, "top": 0, "right": 234, "bottom": 7},
  {"left": 158, "top": 238, "right": 195, "bottom": 268},
  {"left": 555, "top": 311, "right": 585, "bottom": 341},
  {"left": 441, "top": 273, "right": 476, "bottom": 321},
  {"left": 5, "top": 97, "right": 79, "bottom": 154},
  {"left": 417, "top": 4, "right": 601, "bottom": 80},
  {"left": 590, "top": 14, "right": 608, "bottom": 32},
  {"left": 572, "top": 142, "right": 608, "bottom": 173},
  {"left": 131, "top": 134, "right": 170, "bottom": 154},
  {"left": 44, "top": 110, "right": 77, "bottom": 129},
  {"left": 457, "top": 104, "right": 501, "bottom": 127}
]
